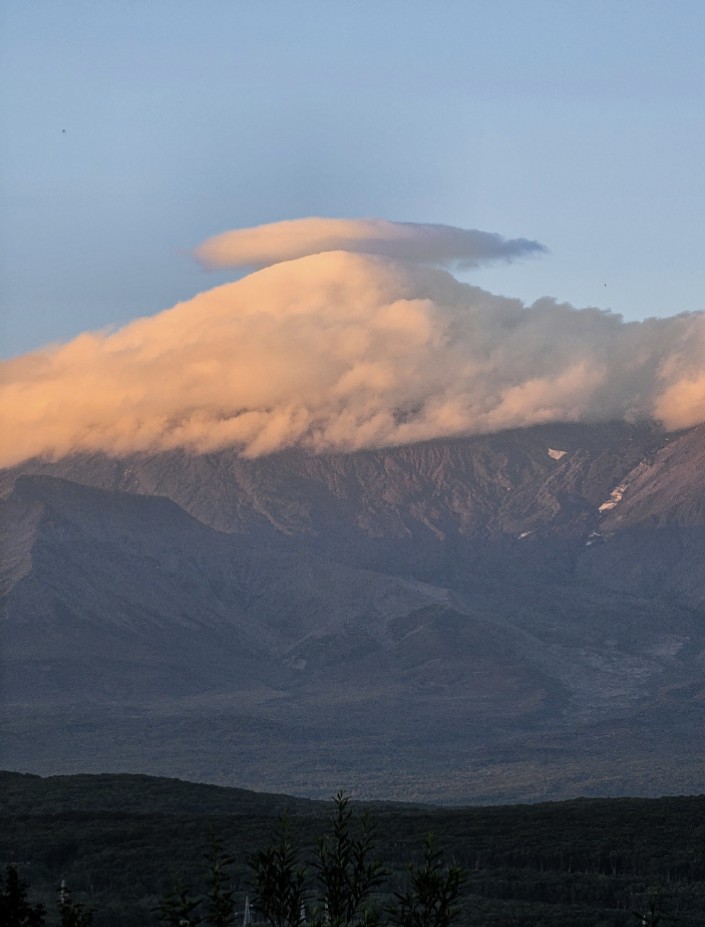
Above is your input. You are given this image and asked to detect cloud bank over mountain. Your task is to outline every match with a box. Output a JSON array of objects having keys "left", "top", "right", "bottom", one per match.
[{"left": 1, "top": 219, "right": 704, "bottom": 467}]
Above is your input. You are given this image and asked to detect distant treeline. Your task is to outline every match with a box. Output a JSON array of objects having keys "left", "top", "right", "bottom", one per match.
[{"left": 1, "top": 772, "right": 704, "bottom": 926}]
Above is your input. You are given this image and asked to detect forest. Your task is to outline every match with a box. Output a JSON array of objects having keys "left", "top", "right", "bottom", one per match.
[{"left": 1, "top": 771, "right": 704, "bottom": 925}]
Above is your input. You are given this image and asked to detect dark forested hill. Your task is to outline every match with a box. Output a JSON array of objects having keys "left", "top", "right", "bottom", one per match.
[{"left": 2, "top": 772, "right": 704, "bottom": 927}]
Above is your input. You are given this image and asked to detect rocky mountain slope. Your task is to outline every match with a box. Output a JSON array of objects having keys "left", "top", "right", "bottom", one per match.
[{"left": 1, "top": 422, "right": 704, "bottom": 801}]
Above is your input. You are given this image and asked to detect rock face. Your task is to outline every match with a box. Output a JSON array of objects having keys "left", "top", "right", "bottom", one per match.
[{"left": 1, "top": 421, "right": 704, "bottom": 802}]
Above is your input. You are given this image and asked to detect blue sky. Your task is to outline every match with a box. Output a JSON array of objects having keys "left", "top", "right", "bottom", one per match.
[{"left": 2, "top": 0, "right": 704, "bottom": 357}]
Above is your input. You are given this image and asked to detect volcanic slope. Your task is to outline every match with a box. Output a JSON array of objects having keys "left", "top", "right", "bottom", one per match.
[{"left": 1, "top": 422, "right": 704, "bottom": 801}]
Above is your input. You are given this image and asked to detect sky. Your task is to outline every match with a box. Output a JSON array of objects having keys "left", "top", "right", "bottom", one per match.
[
  {"left": 2, "top": 0, "right": 704, "bottom": 360},
  {"left": 1, "top": 2, "right": 705, "bottom": 465}
]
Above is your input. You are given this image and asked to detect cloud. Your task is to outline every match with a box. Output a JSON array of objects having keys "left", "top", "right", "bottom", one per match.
[
  {"left": 195, "top": 217, "right": 547, "bottom": 270},
  {"left": 1, "top": 228, "right": 704, "bottom": 468}
]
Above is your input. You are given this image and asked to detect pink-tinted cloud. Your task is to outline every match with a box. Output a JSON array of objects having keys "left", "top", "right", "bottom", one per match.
[{"left": 1, "top": 230, "right": 703, "bottom": 468}]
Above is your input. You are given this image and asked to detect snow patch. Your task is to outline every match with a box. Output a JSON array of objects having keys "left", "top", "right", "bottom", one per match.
[{"left": 598, "top": 484, "right": 626, "bottom": 513}]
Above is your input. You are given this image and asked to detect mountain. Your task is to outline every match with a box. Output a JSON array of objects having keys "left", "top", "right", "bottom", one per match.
[{"left": 1, "top": 421, "right": 704, "bottom": 802}]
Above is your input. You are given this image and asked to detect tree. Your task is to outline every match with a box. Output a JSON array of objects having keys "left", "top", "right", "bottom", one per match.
[
  {"left": 387, "top": 836, "right": 465, "bottom": 927},
  {"left": 0, "top": 865, "right": 46, "bottom": 927},
  {"left": 57, "top": 881, "right": 93, "bottom": 927},
  {"left": 249, "top": 814, "right": 307, "bottom": 927},
  {"left": 204, "top": 838, "right": 236, "bottom": 927},
  {"left": 311, "top": 791, "right": 385, "bottom": 927},
  {"left": 633, "top": 886, "right": 666, "bottom": 926},
  {"left": 157, "top": 838, "right": 236, "bottom": 927},
  {"left": 247, "top": 794, "right": 465, "bottom": 927},
  {"left": 157, "top": 883, "right": 203, "bottom": 926}
]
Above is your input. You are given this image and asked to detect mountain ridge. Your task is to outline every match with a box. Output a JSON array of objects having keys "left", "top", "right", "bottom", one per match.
[{"left": 2, "top": 421, "right": 704, "bottom": 801}]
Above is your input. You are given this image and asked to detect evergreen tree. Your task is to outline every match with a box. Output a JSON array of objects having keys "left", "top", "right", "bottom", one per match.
[
  {"left": 249, "top": 814, "right": 307, "bottom": 927},
  {"left": 156, "top": 883, "right": 203, "bottom": 926},
  {"left": 388, "top": 836, "right": 465, "bottom": 927},
  {"left": 311, "top": 792, "right": 385, "bottom": 927},
  {"left": 632, "top": 887, "right": 666, "bottom": 926},
  {"left": 0, "top": 865, "right": 46, "bottom": 927},
  {"left": 204, "top": 838, "right": 236, "bottom": 927},
  {"left": 57, "top": 881, "right": 93, "bottom": 927}
]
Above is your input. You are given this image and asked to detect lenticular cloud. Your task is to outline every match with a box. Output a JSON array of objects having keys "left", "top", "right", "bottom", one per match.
[
  {"left": 195, "top": 217, "right": 547, "bottom": 270},
  {"left": 1, "top": 219, "right": 704, "bottom": 468}
]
